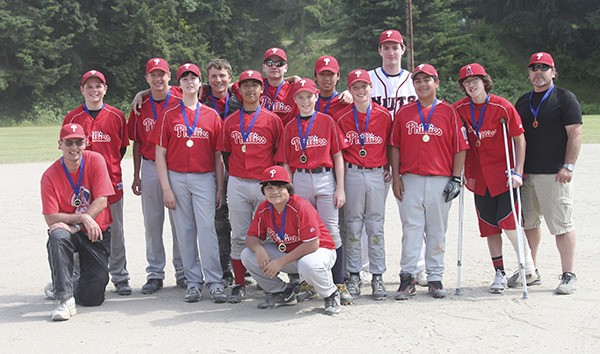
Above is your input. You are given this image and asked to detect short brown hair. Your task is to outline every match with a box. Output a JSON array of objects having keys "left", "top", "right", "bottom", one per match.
[{"left": 205, "top": 58, "right": 233, "bottom": 78}]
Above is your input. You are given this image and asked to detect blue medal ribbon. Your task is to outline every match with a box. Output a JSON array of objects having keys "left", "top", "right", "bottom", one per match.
[
  {"left": 83, "top": 103, "right": 105, "bottom": 117},
  {"left": 529, "top": 84, "right": 555, "bottom": 119},
  {"left": 297, "top": 111, "right": 318, "bottom": 156},
  {"left": 264, "top": 81, "right": 284, "bottom": 111},
  {"left": 270, "top": 204, "right": 288, "bottom": 243},
  {"left": 61, "top": 154, "right": 85, "bottom": 203},
  {"left": 239, "top": 106, "right": 262, "bottom": 144},
  {"left": 316, "top": 91, "right": 338, "bottom": 115},
  {"left": 352, "top": 104, "right": 372, "bottom": 148},
  {"left": 180, "top": 101, "right": 201, "bottom": 139},
  {"left": 417, "top": 99, "right": 438, "bottom": 132},
  {"left": 210, "top": 91, "right": 230, "bottom": 119},
  {"left": 149, "top": 90, "right": 171, "bottom": 122},
  {"left": 469, "top": 94, "right": 490, "bottom": 139}
]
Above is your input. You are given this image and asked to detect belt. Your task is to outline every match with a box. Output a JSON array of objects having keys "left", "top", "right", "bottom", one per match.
[
  {"left": 296, "top": 167, "right": 332, "bottom": 173},
  {"left": 142, "top": 156, "right": 155, "bottom": 162},
  {"left": 346, "top": 163, "right": 383, "bottom": 170}
]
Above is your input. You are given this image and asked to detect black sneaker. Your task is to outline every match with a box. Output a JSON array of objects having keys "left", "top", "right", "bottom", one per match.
[
  {"left": 228, "top": 285, "right": 246, "bottom": 303},
  {"left": 184, "top": 286, "right": 201, "bottom": 302},
  {"left": 176, "top": 278, "right": 188, "bottom": 289},
  {"left": 142, "top": 279, "right": 163, "bottom": 294},
  {"left": 115, "top": 281, "right": 132, "bottom": 295},
  {"left": 324, "top": 290, "right": 341, "bottom": 315},
  {"left": 257, "top": 287, "right": 297, "bottom": 309},
  {"left": 428, "top": 281, "right": 447, "bottom": 299},
  {"left": 394, "top": 273, "right": 416, "bottom": 300}
]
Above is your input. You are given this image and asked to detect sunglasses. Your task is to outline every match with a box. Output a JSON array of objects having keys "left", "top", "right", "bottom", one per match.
[
  {"left": 528, "top": 64, "right": 552, "bottom": 72},
  {"left": 62, "top": 139, "right": 85, "bottom": 147},
  {"left": 264, "top": 59, "right": 286, "bottom": 68}
]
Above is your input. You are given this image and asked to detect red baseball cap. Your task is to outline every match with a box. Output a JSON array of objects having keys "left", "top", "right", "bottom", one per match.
[
  {"left": 529, "top": 52, "right": 555, "bottom": 67},
  {"left": 379, "top": 29, "right": 404, "bottom": 45},
  {"left": 176, "top": 63, "right": 201, "bottom": 80},
  {"left": 260, "top": 165, "right": 291, "bottom": 184},
  {"left": 314, "top": 56, "right": 339, "bottom": 74},
  {"left": 458, "top": 63, "right": 487, "bottom": 81},
  {"left": 60, "top": 123, "right": 86, "bottom": 140},
  {"left": 412, "top": 64, "right": 438, "bottom": 79},
  {"left": 292, "top": 78, "right": 318, "bottom": 96},
  {"left": 146, "top": 58, "right": 170, "bottom": 75},
  {"left": 347, "top": 69, "right": 371, "bottom": 87},
  {"left": 263, "top": 47, "right": 287, "bottom": 62},
  {"left": 238, "top": 69, "right": 263, "bottom": 85},
  {"left": 81, "top": 70, "right": 106, "bottom": 85}
]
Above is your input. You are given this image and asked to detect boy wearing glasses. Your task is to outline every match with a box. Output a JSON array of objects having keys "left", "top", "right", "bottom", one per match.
[
  {"left": 41, "top": 123, "right": 114, "bottom": 320},
  {"left": 63, "top": 70, "right": 131, "bottom": 296},
  {"left": 515, "top": 52, "right": 583, "bottom": 295}
]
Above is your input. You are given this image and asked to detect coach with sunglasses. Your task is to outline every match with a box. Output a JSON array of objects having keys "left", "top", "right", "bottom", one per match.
[
  {"left": 260, "top": 47, "right": 295, "bottom": 124},
  {"left": 515, "top": 52, "right": 583, "bottom": 295},
  {"left": 41, "top": 123, "right": 115, "bottom": 320}
]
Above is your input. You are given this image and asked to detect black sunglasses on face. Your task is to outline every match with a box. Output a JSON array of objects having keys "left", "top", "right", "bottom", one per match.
[
  {"left": 63, "top": 139, "right": 85, "bottom": 147},
  {"left": 528, "top": 64, "right": 552, "bottom": 72},
  {"left": 264, "top": 59, "right": 286, "bottom": 68}
]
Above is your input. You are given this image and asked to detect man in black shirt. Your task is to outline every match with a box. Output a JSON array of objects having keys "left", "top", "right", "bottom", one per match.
[{"left": 515, "top": 52, "right": 582, "bottom": 295}]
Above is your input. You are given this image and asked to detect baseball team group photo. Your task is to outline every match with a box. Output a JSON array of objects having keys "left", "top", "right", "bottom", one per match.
[{"left": 2, "top": 1, "right": 599, "bottom": 352}]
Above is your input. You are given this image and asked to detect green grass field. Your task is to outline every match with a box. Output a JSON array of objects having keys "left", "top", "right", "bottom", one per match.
[{"left": 1, "top": 116, "right": 599, "bottom": 164}]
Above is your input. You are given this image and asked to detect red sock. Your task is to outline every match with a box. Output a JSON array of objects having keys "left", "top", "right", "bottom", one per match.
[
  {"left": 232, "top": 259, "right": 247, "bottom": 286},
  {"left": 492, "top": 255, "right": 505, "bottom": 275}
]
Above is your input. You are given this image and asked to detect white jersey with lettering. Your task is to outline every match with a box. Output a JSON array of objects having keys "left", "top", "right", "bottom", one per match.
[{"left": 368, "top": 67, "right": 417, "bottom": 117}]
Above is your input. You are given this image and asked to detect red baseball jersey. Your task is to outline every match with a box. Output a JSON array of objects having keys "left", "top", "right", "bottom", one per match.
[
  {"left": 127, "top": 88, "right": 182, "bottom": 161},
  {"left": 149, "top": 102, "right": 222, "bottom": 173},
  {"left": 217, "top": 108, "right": 283, "bottom": 179},
  {"left": 41, "top": 150, "right": 115, "bottom": 231},
  {"left": 391, "top": 100, "right": 469, "bottom": 176},
  {"left": 454, "top": 94, "right": 524, "bottom": 197},
  {"left": 63, "top": 104, "right": 129, "bottom": 204},
  {"left": 275, "top": 112, "right": 348, "bottom": 170},
  {"left": 334, "top": 103, "right": 392, "bottom": 168},
  {"left": 248, "top": 194, "right": 336, "bottom": 253},
  {"left": 260, "top": 79, "right": 294, "bottom": 124}
]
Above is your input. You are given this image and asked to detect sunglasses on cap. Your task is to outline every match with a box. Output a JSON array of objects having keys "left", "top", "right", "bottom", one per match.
[
  {"left": 264, "top": 59, "right": 286, "bottom": 68},
  {"left": 62, "top": 139, "right": 85, "bottom": 147},
  {"left": 528, "top": 64, "right": 552, "bottom": 72}
]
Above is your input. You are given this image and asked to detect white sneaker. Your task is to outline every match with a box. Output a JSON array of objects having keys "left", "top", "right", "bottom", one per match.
[
  {"left": 51, "top": 297, "right": 76, "bottom": 321},
  {"left": 489, "top": 270, "right": 508, "bottom": 294},
  {"left": 416, "top": 270, "right": 428, "bottom": 287},
  {"left": 44, "top": 282, "right": 55, "bottom": 300}
]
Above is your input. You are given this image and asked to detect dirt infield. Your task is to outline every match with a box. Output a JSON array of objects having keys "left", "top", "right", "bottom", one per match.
[{"left": 1, "top": 145, "right": 599, "bottom": 352}]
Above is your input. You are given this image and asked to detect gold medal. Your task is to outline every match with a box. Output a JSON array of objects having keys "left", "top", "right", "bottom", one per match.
[
  {"left": 422, "top": 134, "right": 430, "bottom": 143},
  {"left": 186, "top": 139, "right": 194, "bottom": 148},
  {"left": 241, "top": 144, "right": 246, "bottom": 153},
  {"left": 359, "top": 148, "right": 367, "bottom": 157},
  {"left": 278, "top": 243, "right": 287, "bottom": 252},
  {"left": 475, "top": 140, "right": 481, "bottom": 147},
  {"left": 73, "top": 198, "right": 82, "bottom": 207},
  {"left": 300, "top": 154, "right": 308, "bottom": 163},
  {"left": 532, "top": 120, "right": 539, "bottom": 128}
]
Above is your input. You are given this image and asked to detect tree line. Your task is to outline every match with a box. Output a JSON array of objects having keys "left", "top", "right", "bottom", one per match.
[{"left": 1, "top": 0, "right": 598, "bottom": 125}]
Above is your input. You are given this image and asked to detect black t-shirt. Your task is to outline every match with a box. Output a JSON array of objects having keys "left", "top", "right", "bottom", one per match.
[
  {"left": 202, "top": 87, "right": 242, "bottom": 119},
  {"left": 515, "top": 86, "right": 582, "bottom": 174}
]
